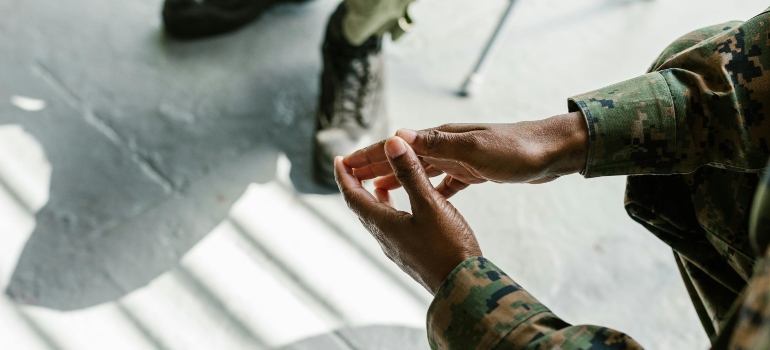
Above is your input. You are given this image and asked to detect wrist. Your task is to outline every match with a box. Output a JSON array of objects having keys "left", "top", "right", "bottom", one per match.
[
  {"left": 429, "top": 255, "right": 482, "bottom": 295},
  {"left": 542, "top": 111, "right": 589, "bottom": 176}
]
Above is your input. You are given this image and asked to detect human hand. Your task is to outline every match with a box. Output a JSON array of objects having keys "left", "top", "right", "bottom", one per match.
[
  {"left": 335, "top": 136, "right": 482, "bottom": 294},
  {"left": 343, "top": 112, "right": 588, "bottom": 198}
]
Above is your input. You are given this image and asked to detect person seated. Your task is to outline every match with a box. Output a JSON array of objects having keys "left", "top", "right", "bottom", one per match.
[{"left": 338, "top": 6, "right": 770, "bottom": 349}]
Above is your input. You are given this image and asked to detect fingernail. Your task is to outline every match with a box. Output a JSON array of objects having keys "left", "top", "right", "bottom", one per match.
[
  {"left": 386, "top": 137, "right": 407, "bottom": 157},
  {"left": 397, "top": 129, "right": 417, "bottom": 143}
]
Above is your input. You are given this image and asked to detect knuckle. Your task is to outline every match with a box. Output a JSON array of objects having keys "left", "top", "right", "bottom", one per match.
[
  {"left": 424, "top": 129, "right": 445, "bottom": 150},
  {"left": 394, "top": 160, "right": 422, "bottom": 182},
  {"left": 364, "top": 143, "right": 381, "bottom": 163}
]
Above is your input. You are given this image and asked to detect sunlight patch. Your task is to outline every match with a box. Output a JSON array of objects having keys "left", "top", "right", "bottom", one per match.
[{"left": 10, "top": 96, "right": 47, "bottom": 112}]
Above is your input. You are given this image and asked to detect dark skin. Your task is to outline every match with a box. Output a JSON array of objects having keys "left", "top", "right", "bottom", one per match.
[{"left": 335, "top": 112, "right": 588, "bottom": 294}]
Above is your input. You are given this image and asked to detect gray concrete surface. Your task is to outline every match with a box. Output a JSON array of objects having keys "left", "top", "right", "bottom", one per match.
[
  {"left": 280, "top": 326, "right": 428, "bottom": 350},
  {"left": 2, "top": 0, "right": 336, "bottom": 310},
  {"left": 0, "top": 0, "right": 767, "bottom": 348}
]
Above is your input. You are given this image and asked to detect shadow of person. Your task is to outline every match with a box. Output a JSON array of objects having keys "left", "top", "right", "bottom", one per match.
[{"left": 3, "top": 0, "right": 341, "bottom": 311}]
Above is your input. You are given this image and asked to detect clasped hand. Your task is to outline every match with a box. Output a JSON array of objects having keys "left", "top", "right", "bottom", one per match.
[{"left": 335, "top": 114, "right": 587, "bottom": 294}]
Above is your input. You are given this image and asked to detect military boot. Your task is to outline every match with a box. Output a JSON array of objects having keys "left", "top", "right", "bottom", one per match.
[
  {"left": 314, "top": 3, "right": 387, "bottom": 188},
  {"left": 163, "top": 0, "right": 307, "bottom": 39}
]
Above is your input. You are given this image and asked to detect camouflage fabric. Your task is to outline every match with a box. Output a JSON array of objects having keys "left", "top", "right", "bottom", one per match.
[
  {"left": 568, "top": 8, "right": 770, "bottom": 339},
  {"left": 427, "top": 7, "right": 770, "bottom": 349},
  {"left": 427, "top": 257, "right": 643, "bottom": 349},
  {"left": 343, "top": 0, "right": 413, "bottom": 45},
  {"left": 723, "top": 163, "right": 770, "bottom": 350}
]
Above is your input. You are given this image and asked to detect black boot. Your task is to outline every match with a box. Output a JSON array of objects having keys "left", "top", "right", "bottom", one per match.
[
  {"left": 314, "top": 3, "right": 387, "bottom": 188},
  {"left": 162, "top": 0, "right": 306, "bottom": 39}
]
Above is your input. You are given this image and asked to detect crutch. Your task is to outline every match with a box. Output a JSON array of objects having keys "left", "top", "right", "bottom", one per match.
[{"left": 459, "top": 0, "right": 519, "bottom": 97}]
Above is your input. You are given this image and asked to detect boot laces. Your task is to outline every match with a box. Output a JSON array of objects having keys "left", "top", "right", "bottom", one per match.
[{"left": 323, "top": 40, "right": 380, "bottom": 129}]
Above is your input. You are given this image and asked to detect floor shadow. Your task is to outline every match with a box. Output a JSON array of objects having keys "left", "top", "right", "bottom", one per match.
[{"left": 2, "top": 0, "right": 340, "bottom": 310}]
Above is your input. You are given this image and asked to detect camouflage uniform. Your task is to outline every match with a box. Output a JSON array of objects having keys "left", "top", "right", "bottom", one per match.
[{"left": 427, "top": 7, "right": 770, "bottom": 349}]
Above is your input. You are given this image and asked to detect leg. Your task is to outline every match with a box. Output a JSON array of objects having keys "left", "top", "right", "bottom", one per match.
[{"left": 313, "top": 0, "right": 414, "bottom": 187}]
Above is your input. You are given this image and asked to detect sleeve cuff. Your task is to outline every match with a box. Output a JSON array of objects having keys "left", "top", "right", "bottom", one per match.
[
  {"left": 426, "top": 257, "right": 551, "bottom": 350},
  {"left": 568, "top": 72, "right": 677, "bottom": 178}
]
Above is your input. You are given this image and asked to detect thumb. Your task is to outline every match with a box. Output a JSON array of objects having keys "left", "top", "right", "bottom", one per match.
[
  {"left": 396, "top": 128, "right": 477, "bottom": 162},
  {"left": 384, "top": 136, "right": 439, "bottom": 213}
]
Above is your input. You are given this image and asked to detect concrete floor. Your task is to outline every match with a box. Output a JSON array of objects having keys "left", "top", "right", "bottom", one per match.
[{"left": 0, "top": 0, "right": 767, "bottom": 348}]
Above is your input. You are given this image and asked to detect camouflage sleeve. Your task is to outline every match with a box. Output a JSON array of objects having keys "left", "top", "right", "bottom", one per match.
[
  {"left": 568, "top": 9, "right": 770, "bottom": 178},
  {"left": 427, "top": 257, "right": 643, "bottom": 349}
]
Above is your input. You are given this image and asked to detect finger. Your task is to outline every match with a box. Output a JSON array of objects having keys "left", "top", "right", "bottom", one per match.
[
  {"left": 343, "top": 124, "right": 487, "bottom": 168},
  {"left": 334, "top": 156, "right": 395, "bottom": 222},
  {"left": 396, "top": 127, "right": 481, "bottom": 162},
  {"left": 353, "top": 162, "right": 394, "bottom": 181},
  {"left": 373, "top": 165, "right": 444, "bottom": 190},
  {"left": 374, "top": 174, "right": 401, "bottom": 191},
  {"left": 435, "top": 175, "right": 471, "bottom": 199},
  {"left": 421, "top": 157, "right": 484, "bottom": 184},
  {"left": 374, "top": 174, "right": 400, "bottom": 191},
  {"left": 342, "top": 139, "right": 389, "bottom": 168},
  {"left": 355, "top": 160, "right": 444, "bottom": 181},
  {"left": 424, "top": 164, "right": 445, "bottom": 178},
  {"left": 384, "top": 136, "right": 440, "bottom": 213},
  {"left": 374, "top": 188, "right": 394, "bottom": 208}
]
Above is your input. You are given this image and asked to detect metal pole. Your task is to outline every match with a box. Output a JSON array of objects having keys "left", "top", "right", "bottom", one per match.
[{"left": 459, "top": 0, "right": 519, "bottom": 97}]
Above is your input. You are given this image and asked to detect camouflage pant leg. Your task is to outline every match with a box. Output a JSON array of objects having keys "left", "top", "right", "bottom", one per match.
[{"left": 342, "top": 0, "right": 415, "bottom": 45}]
